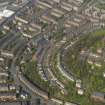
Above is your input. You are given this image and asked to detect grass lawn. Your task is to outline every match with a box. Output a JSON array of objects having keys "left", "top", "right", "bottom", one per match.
[
  {"left": 21, "top": 60, "right": 60, "bottom": 97},
  {"left": 21, "top": 61, "right": 49, "bottom": 89}
]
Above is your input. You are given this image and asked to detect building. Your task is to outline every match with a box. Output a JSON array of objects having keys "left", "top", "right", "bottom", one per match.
[
  {"left": 51, "top": 98, "right": 63, "bottom": 105},
  {"left": 16, "top": 0, "right": 23, "bottom": 4},
  {"left": 0, "top": 84, "right": 9, "bottom": 92},
  {"left": 65, "top": 102, "right": 80, "bottom": 105},
  {"left": 1, "top": 50, "right": 14, "bottom": 58},
  {"left": 91, "top": 92, "right": 105, "bottom": 103},
  {"left": 9, "top": 84, "right": 16, "bottom": 91},
  {"left": 0, "top": 92, "right": 16, "bottom": 101},
  {"left": 36, "top": 0, "right": 52, "bottom": 9},
  {"left": 103, "top": 72, "right": 105, "bottom": 77},
  {"left": 0, "top": 70, "right": 9, "bottom": 76},
  {"left": 76, "top": 80, "right": 82, "bottom": 88},
  {"left": 0, "top": 0, "right": 14, "bottom": 11},
  {"left": 0, "top": 75, "right": 8, "bottom": 83},
  {"left": 0, "top": 9, "right": 14, "bottom": 18},
  {"left": 77, "top": 88, "right": 84, "bottom": 95}
]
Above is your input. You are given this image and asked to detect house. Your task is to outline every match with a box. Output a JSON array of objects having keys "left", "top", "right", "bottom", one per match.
[
  {"left": 53, "top": 0, "right": 60, "bottom": 3},
  {"left": 40, "top": 15, "right": 57, "bottom": 24},
  {"left": 15, "top": 16, "right": 28, "bottom": 24},
  {"left": 36, "top": 0, "right": 52, "bottom": 9},
  {"left": 0, "top": 84, "right": 9, "bottom": 92},
  {"left": 1, "top": 50, "right": 14, "bottom": 58},
  {"left": 0, "top": 92, "right": 16, "bottom": 101},
  {"left": 0, "top": 75, "right": 8, "bottom": 83},
  {"left": 20, "top": 91, "right": 28, "bottom": 99},
  {"left": 3, "top": 25, "right": 10, "bottom": 30},
  {"left": 87, "top": 59, "right": 93, "bottom": 65},
  {"left": 9, "top": 84, "right": 16, "bottom": 91},
  {"left": 77, "top": 88, "right": 84, "bottom": 95},
  {"left": 94, "top": 62, "right": 102, "bottom": 67},
  {"left": 103, "top": 72, "right": 105, "bottom": 78},
  {"left": 61, "top": 1, "right": 72, "bottom": 12},
  {"left": 0, "top": 57, "right": 4, "bottom": 62},
  {"left": 65, "top": 102, "right": 80, "bottom": 105},
  {"left": 76, "top": 80, "right": 82, "bottom": 88},
  {"left": 51, "top": 8, "right": 65, "bottom": 18},
  {"left": 97, "top": 48, "right": 102, "bottom": 54},
  {"left": 51, "top": 98, "right": 63, "bottom": 105},
  {"left": 91, "top": 92, "right": 105, "bottom": 103},
  {"left": 0, "top": 72, "right": 8, "bottom": 77}
]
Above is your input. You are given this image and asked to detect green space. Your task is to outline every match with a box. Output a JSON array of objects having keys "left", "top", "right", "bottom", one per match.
[
  {"left": 44, "top": 28, "right": 105, "bottom": 105},
  {"left": 62, "top": 29, "right": 105, "bottom": 105},
  {"left": 20, "top": 28, "right": 105, "bottom": 105},
  {"left": 21, "top": 61, "right": 49, "bottom": 90},
  {"left": 21, "top": 60, "right": 59, "bottom": 96},
  {"left": 20, "top": 44, "right": 60, "bottom": 98}
]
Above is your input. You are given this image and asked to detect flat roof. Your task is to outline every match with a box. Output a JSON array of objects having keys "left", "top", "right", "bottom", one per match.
[
  {"left": 0, "top": 9, "right": 14, "bottom": 18},
  {"left": 0, "top": 0, "right": 14, "bottom": 3}
]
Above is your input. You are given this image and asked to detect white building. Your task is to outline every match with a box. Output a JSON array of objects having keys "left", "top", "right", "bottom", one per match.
[
  {"left": 77, "top": 88, "right": 84, "bottom": 95},
  {"left": 1, "top": 50, "right": 14, "bottom": 58}
]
